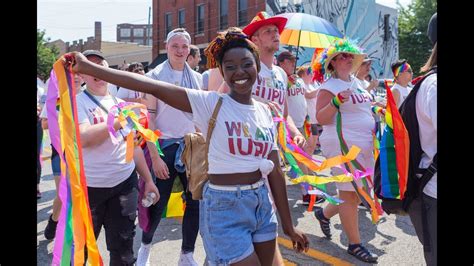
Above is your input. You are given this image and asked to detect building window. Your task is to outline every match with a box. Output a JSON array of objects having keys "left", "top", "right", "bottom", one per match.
[
  {"left": 134, "top": 28, "right": 144, "bottom": 37},
  {"left": 219, "top": 0, "right": 228, "bottom": 30},
  {"left": 238, "top": 0, "right": 247, "bottom": 27},
  {"left": 120, "top": 28, "right": 131, "bottom": 37},
  {"left": 147, "top": 27, "right": 152, "bottom": 45},
  {"left": 179, "top": 9, "right": 186, "bottom": 28},
  {"left": 165, "top": 13, "right": 172, "bottom": 37},
  {"left": 196, "top": 4, "right": 205, "bottom": 34}
]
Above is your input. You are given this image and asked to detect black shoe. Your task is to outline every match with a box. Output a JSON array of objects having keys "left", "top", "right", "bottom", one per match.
[
  {"left": 44, "top": 215, "right": 58, "bottom": 240},
  {"left": 303, "top": 195, "right": 326, "bottom": 206},
  {"left": 347, "top": 243, "right": 378, "bottom": 263},
  {"left": 314, "top": 207, "right": 331, "bottom": 239}
]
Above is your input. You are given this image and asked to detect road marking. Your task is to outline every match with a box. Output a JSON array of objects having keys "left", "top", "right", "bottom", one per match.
[
  {"left": 283, "top": 258, "right": 297, "bottom": 266},
  {"left": 277, "top": 237, "right": 354, "bottom": 266}
]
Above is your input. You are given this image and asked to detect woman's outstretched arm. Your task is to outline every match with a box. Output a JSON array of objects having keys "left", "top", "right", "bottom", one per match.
[{"left": 65, "top": 52, "right": 192, "bottom": 113}]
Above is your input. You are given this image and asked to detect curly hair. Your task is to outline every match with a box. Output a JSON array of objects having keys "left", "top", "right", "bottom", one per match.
[{"left": 204, "top": 27, "right": 260, "bottom": 73}]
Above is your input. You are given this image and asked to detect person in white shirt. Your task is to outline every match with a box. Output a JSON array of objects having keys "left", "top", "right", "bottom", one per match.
[
  {"left": 75, "top": 50, "right": 159, "bottom": 265},
  {"left": 137, "top": 28, "right": 203, "bottom": 266},
  {"left": 115, "top": 62, "right": 147, "bottom": 103},
  {"left": 356, "top": 56, "right": 378, "bottom": 99},
  {"left": 297, "top": 65, "right": 322, "bottom": 156},
  {"left": 64, "top": 26, "right": 309, "bottom": 266},
  {"left": 312, "top": 39, "right": 378, "bottom": 263},
  {"left": 390, "top": 59, "right": 413, "bottom": 108},
  {"left": 407, "top": 13, "right": 437, "bottom": 266},
  {"left": 186, "top": 45, "right": 201, "bottom": 71}
]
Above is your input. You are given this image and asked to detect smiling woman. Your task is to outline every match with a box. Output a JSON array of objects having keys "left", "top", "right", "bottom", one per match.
[{"left": 64, "top": 26, "right": 309, "bottom": 266}]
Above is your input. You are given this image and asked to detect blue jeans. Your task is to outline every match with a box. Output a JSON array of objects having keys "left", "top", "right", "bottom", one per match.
[
  {"left": 200, "top": 181, "right": 278, "bottom": 265},
  {"left": 141, "top": 143, "right": 199, "bottom": 253}
]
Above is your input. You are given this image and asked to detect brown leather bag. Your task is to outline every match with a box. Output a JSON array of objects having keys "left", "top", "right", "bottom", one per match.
[{"left": 181, "top": 97, "right": 223, "bottom": 200}]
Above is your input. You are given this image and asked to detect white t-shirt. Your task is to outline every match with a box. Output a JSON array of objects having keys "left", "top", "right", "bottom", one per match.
[
  {"left": 107, "top": 83, "right": 120, "bottom": 97},
  {"left": 416, "top": 74, "right": 437, "bottom": 199},
  {"left": 286, "top": 75, "right": 307, "bottom": 128},
  {"left": 147, "top": 69, "right": 197, "bottom": 139},
  {"left": 115, "top": 87, "right": 142, "bottom": 100},
  {"left": 319, "top": 77, "right": 375, "bottom": 144},
  {"left": 305, "top": 82, "right": 319, "bottom": 124},
  {"left": 76, "top": 91, "right": 136, "bottom": 188},
  {"left": 252, "top": 63, "right": 287, "bottom": 112},
  {"left": 391, "top": 83, "right": 411, "bottom": 108},
  {"left": 185, "top": 91, "right": 278, "bottom": 174}
]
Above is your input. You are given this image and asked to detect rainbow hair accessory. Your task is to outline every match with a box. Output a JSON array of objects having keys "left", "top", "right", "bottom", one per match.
[
  {"left": 393, "top": 62, "right": 412, "bottom": 78},
  {"left": 311, "top": 38, "right": 362, "bottom": 83}
]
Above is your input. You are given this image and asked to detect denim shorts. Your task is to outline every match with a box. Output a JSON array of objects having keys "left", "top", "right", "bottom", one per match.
[{"left": 199, "top": 180, "right": 278, "bottom": 265}]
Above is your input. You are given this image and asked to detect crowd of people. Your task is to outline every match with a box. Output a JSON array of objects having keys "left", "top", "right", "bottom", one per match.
[{"left": 36, "top": 11, "right": 437, "bottom": 266}]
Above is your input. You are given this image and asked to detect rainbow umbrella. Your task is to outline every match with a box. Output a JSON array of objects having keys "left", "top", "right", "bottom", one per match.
[
  {"left": 276, "top": 12, "right": 343, "bottom": 48},
  {"left": 275, "top": 12, "right": 343, "bottom": 67}
]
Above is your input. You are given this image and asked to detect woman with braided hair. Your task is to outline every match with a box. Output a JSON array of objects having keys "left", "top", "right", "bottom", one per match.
[{"left": 63, "top": 27, "right": 309, "bottom": 266}]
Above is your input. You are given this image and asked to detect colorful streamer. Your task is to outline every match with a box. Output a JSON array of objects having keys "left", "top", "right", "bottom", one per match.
[
  {"left": 48, "top": 60, "right": 103, "bottom": 266},
  {"left": 272, "top": 112, "right": 367, "bottom": 205},
  {"left": 106, "top": 102, "right": 163, "bottom": 163}
]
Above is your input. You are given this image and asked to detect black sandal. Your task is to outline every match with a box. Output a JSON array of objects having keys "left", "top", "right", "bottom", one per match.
[
  {"left": 347, "top": 244, "right": 378, "bottom": 263},
  {"left": 314, "top": 207, "right": 332, "bottom": 239}
]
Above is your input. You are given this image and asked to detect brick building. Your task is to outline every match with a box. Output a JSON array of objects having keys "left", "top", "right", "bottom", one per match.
[
  {"left": 47, "top": 21, "right": 152, "bottom": 69},
  {"left": 117, "top": 23, "right": 153, "bottom": 46},
  {"left": 150, "top": 0, "right": 266, "bottom": 71}
]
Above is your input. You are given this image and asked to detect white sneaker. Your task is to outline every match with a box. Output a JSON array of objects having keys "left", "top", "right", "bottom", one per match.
[
  {"left": 136, "top": 243, "right": 152, "bottom": 266},
  {"left": 178, "top": 251, "right": 198, "bottom": 266}
]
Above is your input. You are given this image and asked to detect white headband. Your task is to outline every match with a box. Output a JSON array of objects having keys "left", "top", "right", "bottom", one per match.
[{"left": 165, "top": 30, "right": 191, "bottom": 43}]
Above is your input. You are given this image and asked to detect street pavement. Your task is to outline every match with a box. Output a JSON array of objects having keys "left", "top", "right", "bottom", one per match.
[{"left": 37, "top": 142, "right": 425, "bottom": 265}]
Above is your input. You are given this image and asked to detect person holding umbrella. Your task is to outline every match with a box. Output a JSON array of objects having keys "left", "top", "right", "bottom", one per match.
[{"left": 312, "top": 39, "right": 378, "bottom": 263}]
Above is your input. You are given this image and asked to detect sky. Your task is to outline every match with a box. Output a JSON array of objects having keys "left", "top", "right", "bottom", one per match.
[{"left": 38, "top": 0, "right": 413, "bottom": 43}]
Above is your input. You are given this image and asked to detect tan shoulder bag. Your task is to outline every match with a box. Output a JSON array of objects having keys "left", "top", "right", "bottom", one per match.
[{"left": 181, "top": 97, "right": 223, "bottom": 200}]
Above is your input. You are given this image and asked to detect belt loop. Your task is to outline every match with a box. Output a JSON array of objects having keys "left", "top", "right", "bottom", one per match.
[{"left": 237, "top": 185, "right": 241, "bottom": 198}]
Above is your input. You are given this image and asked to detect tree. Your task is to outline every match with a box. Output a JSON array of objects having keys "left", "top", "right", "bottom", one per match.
[
  {"left": 37, "top": 29, "right": 60, "bottom": 81},
  {"left": 398, "top": 0, "right": 437, "bottom": 76}
]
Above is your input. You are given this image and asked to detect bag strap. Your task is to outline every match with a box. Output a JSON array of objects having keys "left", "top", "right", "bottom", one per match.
[
  {"left": 83, "top": 89, "right": 119, "bottom": 114},
  {"left": 205, "top": 97, "right": 224, "bottom": 171}
]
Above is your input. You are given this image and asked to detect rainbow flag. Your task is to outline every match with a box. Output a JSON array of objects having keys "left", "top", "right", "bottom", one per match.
[
  {"left": 48, "top": 60, "right": 103, "bottom": 266},
  {"left": 161, "top": 192, "right": 186, "bottom": 218},
  {"left": 379, "top": 80, "right": 410, "bottom": 199},
  {"left": 303, "top": 115, "right": 311, "bottom": 139}
]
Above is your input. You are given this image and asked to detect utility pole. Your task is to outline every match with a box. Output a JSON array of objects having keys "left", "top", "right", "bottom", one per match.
[{"left": 147, "top": 6, "right": 152, "bottom": 46}]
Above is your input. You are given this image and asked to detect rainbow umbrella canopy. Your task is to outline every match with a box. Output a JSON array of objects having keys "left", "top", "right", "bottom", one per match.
[{"left": 275, "top": 12, "right": 344, "bottom": 49}]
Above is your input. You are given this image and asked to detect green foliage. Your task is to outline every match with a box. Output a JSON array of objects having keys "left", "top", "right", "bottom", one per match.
[
  {"left": 398, "top": 0, "right": 437, "bottom": 76},
  {"left": 37, "top": 29, "right": 60, "bottom": 81}
]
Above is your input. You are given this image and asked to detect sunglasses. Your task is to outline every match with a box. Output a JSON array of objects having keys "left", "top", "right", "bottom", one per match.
[{"left": 337, "top": 53, "right": 354, "bottom": 61}]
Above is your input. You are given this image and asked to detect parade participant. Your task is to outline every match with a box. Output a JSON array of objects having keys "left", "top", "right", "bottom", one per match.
[
  {"left": 186, "top": 44, "right": 202, "bottom": 71},
  {"left": 75, "top": 50, "right": 159, "bottom": 265},
  {"left": 41, "top": 74, "right": 84, "bottom": 240},
  {"left": 136, "top": 28, "right": 202, "bottom": 266},
  {"left": 391, "top": 59, "right": 413, "bottom": 107},
  {"left": 63, "top": 26, "right": 309, "bottom": 266},
  {"left": 312, "top": 39, "right": 378, "bottom": 263},
  {"left": 115, "top": 62, "right": 147, "bottom": 103},
  {"left": 407, "top": 13, "right": 437, "bottom": 266},
  {"left": 356, "top": 57, "right": 378, "bottom": 97}
]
